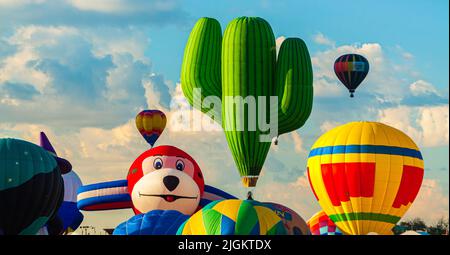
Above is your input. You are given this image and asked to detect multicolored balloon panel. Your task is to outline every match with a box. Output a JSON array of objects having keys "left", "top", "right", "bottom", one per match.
[
  {"left": 135, "top": 110, "right": 167, "bottom": 147},
  {"left": 177, "top": 199, "right": 287, "bottom": 235},
  {"left": 334, "top": 54, "right": 369, "bottom": 97},
  {"left": 113, "top": 210, "right": 190, "bottom": 235},
  {"left": 0, "top": 138, "right": 64, "bottom": 235},
  {"left": 263, "top": 202, "right": 310, "bottom": 235},
  {"left": 307, "top": 122, "right": 424, "bottom": 235},
  {"left": 307, "top": 210, "right": 343, "bottom": 235}
]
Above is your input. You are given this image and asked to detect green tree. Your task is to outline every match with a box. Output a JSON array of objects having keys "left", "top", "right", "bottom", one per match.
[
  {"left": 399, "top": 217, "right": 427, "bottom": 231},
  {"left": 427, "top": 217, "right": 449, "bottom": 235}
]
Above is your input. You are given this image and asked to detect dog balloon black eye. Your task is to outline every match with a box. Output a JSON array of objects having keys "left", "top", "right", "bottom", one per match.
[
  {"left": 153, "top": 158, "right": 163, "bottom": 169},
  {"left": 175, "top": 160, "right": 185, "bottom": 171}
]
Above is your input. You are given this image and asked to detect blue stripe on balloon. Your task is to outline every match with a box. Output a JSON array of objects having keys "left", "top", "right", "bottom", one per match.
[
  {"left": 199, "top": 199, "right": 213, "bottom": 207},
  {"left": 77, "top": 179, "right": 128, "bottom": 194},
  {"left": 308, "top": 145, "right": 422, "bottom": 160},
  {"left": 204, "top": 185, "right": 237, "bottom": 199},
  {"left": 77, "top": 194, "right": 131, "bottom": 210}
]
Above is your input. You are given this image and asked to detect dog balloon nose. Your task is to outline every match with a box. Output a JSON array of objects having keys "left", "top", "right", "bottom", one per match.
[{"left": 163, "top": 175, "right": 180, "bottom": 191}]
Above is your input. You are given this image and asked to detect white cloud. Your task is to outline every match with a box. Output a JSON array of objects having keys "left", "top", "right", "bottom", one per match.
[
  {"left": 0, "top": 0, "right": 46, "bottom": 7},
  {"left": 378, "top": 105, "right": 449, "bottom": 147},
  {"left": 409, "top": 80, "right": 440, "bottom": 96},
  {"left": 68, "top": 0, "right": 133, "bottom": 13},
  {"left": 403, "top": 179, "right": 449, "bottom": 224},
  {"left": 68, "top": 0, "right": 178, "bottom": 13},
  {"left": 395, "top": 45, "right": 414, "bottom": 60},
  {"left": 313, "top": 32, "right": 335, "bottom": 47},
  {"left": 0, "top": 25, "right": 167, "bottom": 129},
  {"left": 313, "top": 77, "right": 344, "bottom": 98},
  {"left": 254, "top": 173, "right": 321, "bottom": 221},
  {"left": 319, "top": 121, "right": 342, "bottom": 133},
  {"left": 275, "top": 36, "right": 285, "bottom": 57},
  {"left": 291, "top": 131, "right": 306, "bottom": 154}
]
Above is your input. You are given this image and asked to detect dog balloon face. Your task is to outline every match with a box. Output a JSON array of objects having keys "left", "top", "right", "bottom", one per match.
[{"left": 127, "top": 145, "right": 204, "bottom": 215}]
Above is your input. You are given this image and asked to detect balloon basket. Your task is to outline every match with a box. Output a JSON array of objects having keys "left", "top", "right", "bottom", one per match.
[{"left": 242, "top": 176, "right": 258, "bottom": 187}]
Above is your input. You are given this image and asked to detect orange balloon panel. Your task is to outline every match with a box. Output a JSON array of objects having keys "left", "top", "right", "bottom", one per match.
[{"left": 307, "top": 122, "right": 424, "bottom": 235}]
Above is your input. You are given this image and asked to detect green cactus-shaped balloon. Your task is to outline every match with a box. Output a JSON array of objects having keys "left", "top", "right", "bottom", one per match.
[{"left": 181, "top": 17, "right": 313, "bottom": 187}]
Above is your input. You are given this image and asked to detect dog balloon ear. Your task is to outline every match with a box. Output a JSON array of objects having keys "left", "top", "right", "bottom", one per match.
[{"left": 77, "top": 180, "right": 133, "bottom": 211}]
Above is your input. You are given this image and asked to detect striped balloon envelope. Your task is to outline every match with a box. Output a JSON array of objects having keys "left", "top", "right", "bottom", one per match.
[
  {"left": 307, "top": 210, "right": 343, "bottom": 235},
  {"left": 135, "top": 110, "right": 167, "bottom": 147},
  {"left": 307, "top": 122, "right": 424, "bottom": 235},
  {"left": 177, "top": 199, "right": 287, "bottom": 235},
  {"left": 334, "top": 54, "right": 369, "bottom": 97}
]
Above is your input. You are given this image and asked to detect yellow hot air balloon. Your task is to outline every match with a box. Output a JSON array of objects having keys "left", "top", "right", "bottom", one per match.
[
  {"left": 306, "top": 121, "right": 424, "bottom": 235},
  {"left": 135, "top": 110, "right": 167, "bottom": 147}
]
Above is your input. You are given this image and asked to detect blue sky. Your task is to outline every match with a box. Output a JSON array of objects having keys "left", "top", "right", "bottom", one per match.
[{"left": 0, "top": 0, "right": 448, "bottom": 229}]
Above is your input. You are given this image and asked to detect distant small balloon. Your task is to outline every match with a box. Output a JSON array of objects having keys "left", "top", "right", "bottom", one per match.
[
  {"left": 334, "top": 54, "right": 369, "bottom": 97},
  {"left": 307, "top": 210, "right": 343, "bottom": 235},
  {"left": 135, "top": 110, "right": 167, "bottom": 147}
]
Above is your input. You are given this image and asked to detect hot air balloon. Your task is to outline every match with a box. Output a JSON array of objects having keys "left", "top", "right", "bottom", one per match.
[
  {"left": 135, "top": 110, "right": 167, "bottom": 147},
  {"left": 113, "top": 210, "right": 190, "bottom": 235},
  {"left": 307, "top": 121, "right": 424, "bottom": 235},
  {"left": 334, "top": 54, "right": 369, "bottom": 97},
  {"left": 177, "top": 199, "right": 287, "bottom": 235},
  {"left": 263, "top": 202, "right": 310, "bottom": 235},
  {"left": 0, "top": 138, "right": 64, "bottom": 235},
  {"left": 307, "top": 210, "right": 343, "bottom": 235},
  {"left": 181, "top": 17, "right": 313, "bottom": 187}
]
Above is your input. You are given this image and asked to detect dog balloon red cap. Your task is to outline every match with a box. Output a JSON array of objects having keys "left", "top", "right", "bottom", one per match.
[{"left": 127, "top": 145, "right": 205, "bottom": 215}]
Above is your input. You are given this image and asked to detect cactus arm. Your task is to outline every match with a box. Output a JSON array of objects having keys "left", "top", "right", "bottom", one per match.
[
  {"left": 276, "top": 38, "right": 313, "bottom": 135},
  {"left": 180, "top": 17, "right": 222, "bottom": 123}
]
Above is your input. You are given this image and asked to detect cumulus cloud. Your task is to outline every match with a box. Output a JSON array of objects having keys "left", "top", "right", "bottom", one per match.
[
  {"left": 291, "top": 131, "right": 306, "bottom": 154},
  {"left": 378, "top": 105, "right": 449, "bottom": 147},
  {"left": 395, "top": 45, "right": 414, "bottom": 60},
  {"left": 0, "top": 0, "right": 188, "bottom": 28},
  {"left": 319, "top": 121, "right": 342, "bottom": 133},
  {"left": 402, "top": 179, "right": 449, "bottom": 224},
  {"left": 313, "top": 32, "right": 335, "bottom": 47},
  {"left": 402, "top": 80, "right": 448, "bottom": 106},
  {"left": 0, "top": 25, "right": 173, "bottom": 129}
]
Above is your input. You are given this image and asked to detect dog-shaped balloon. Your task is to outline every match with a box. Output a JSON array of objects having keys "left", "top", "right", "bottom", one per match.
[
  {"left": 77, "top": 145, "right": 235, "bottom": 231},
  {"left": 128, "top": 145, "right": 204, "bottom": 215}
]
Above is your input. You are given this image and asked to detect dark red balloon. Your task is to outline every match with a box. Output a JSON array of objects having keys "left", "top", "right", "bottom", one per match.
[{"left": 334, "top": 54, "right": 369, "bottom": 97}]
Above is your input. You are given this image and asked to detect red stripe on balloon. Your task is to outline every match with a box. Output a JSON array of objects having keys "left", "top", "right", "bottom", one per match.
[
  {"left": 321, "top": 163, "right": 341, "bottom": 206},
  {"left": 392, "top": 165, "right": 424, "bottom": 208},
  {"left": 307, "top": 167, "right": 319, "bottom": 201},
  {"left": 321, "top": 162, "right": 376, "bottom": 206}
]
